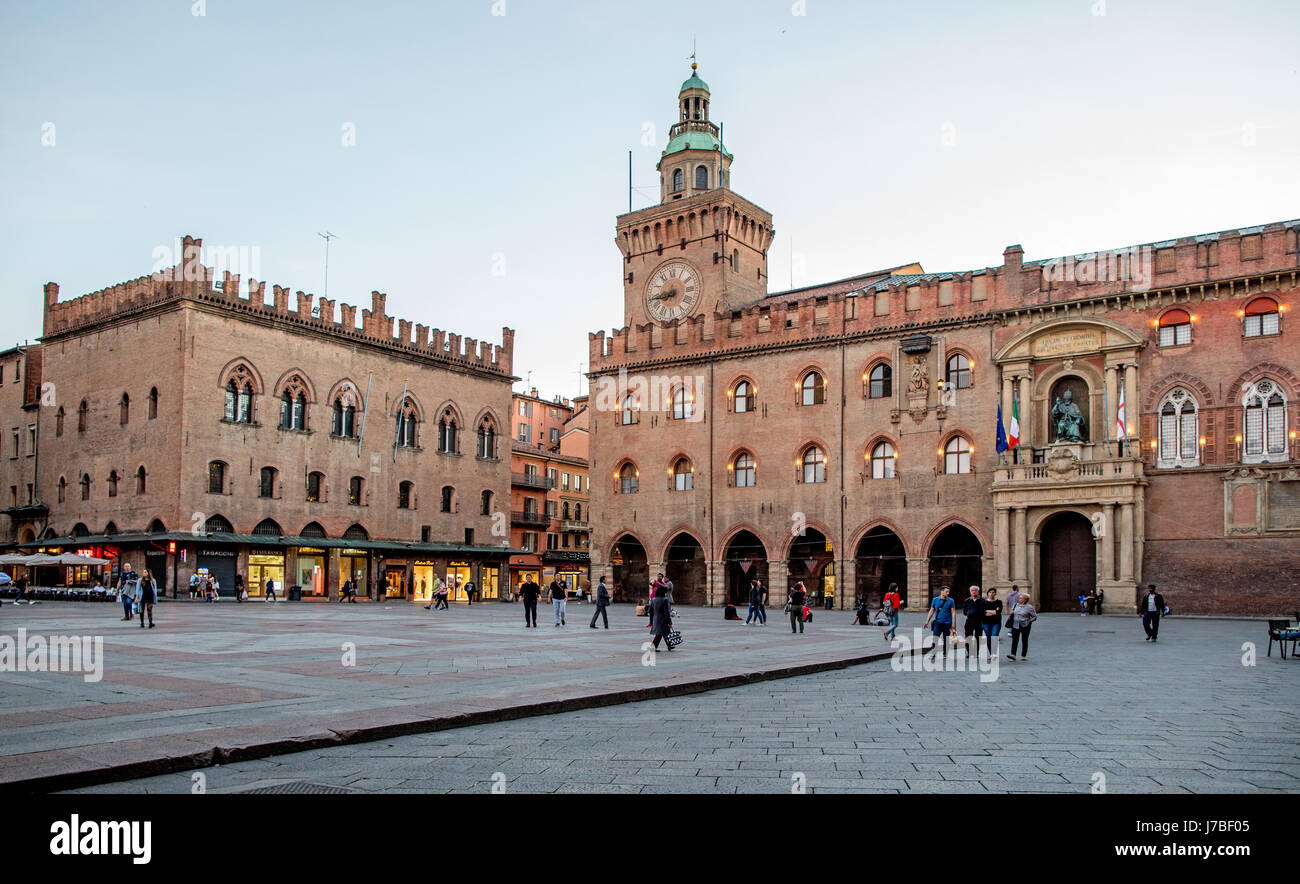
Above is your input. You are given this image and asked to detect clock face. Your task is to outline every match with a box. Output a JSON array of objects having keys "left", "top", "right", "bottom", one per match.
[{"left": 645, "top": 262, "right": 701, "bottom": 324}]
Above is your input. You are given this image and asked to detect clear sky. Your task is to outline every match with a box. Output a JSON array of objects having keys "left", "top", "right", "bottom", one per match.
[{"left": 2, "top": 0, "right": 1297, "bottom": 400}]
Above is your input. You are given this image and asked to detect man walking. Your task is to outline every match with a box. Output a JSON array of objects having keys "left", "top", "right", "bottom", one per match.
[
  {"left": 962, "top": 585, "right": 983, "bottom": 652},
  {"left": 745, "top": 579, "right": 767, "bottom": 625},
  {"left": 519, "top": 576, "right": 541, "bottom": 628},
  {"left": 265, "top": 575, "right": 278, "bottom": 603},
  {"left": 550, "top": 577, "right": 568, "bottom": 627},
  {"left": 464, "top": 579, "right": 476, "bottom": 606},
  {"left": 923, "top": 585, "right": 957, "bottom": 657},
  {"left": 590, "top": 576, "right": 610, "bottom": 629},
  {"left": 118, "top": 564, "right": 139, "bottom": 621},
  {"left": 13, "top": 572, "right": 33, "bottom": 605},
  {"left": 788, "top": 581, "right": 807, "bottom": 634},
  {"left": 1139, "top": 584, "right": 1165, "bottom": 642}
]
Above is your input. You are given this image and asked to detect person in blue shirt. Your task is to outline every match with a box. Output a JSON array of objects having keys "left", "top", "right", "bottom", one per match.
[{"left": 923, "top": 585, "right": 957, "bottom": 656}]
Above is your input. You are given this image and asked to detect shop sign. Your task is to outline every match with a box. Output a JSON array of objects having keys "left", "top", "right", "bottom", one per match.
[
  {"left": 340, "top": 549, "right": 368, "bottom": 557},
  {"left": 198, "top": 549, "right": 237, "bottom": 557}
]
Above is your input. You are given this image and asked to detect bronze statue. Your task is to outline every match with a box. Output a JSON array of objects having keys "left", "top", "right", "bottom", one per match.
[{"left": 1051, "top": 389, "right": 1086, "bottom": 442}]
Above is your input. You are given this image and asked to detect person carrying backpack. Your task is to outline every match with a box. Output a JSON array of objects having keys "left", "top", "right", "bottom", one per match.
[
  {"left": 881, "top": 583, "right": 903, "bottom": 641},
  {"left": 118, "top": 564, "right": 139, "bottom": 621}
]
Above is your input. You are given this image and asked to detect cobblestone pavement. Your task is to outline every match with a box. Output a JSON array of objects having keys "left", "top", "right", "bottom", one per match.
[
  {"left": 1, "top": 598, "right": 892, "bottom": 787},
  {"left": 65, "top": 612, "right": 1300, "bottom": 794}
]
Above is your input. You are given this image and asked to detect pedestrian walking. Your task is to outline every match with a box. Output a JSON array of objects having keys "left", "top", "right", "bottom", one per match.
[
  {"left": 436, "top": 577, "right": 450, "bottom": 610},
  {"left": 1008, "top": 594, "right": 1038, "bottom": 661},
  {"left": 648, "top": 573, "right": 667, "bottom": 626},
  {"left": 1139, "top": 584, "right": 1166, "bottom": 642},
  {"left": 881, "top": 583, "right": 903, "bottom": 641},
  {"left": 590, "top": 576, "right": 611, "bottom": 629},
  {"left": 550, "top": 577, "right": 567, "bottom": 627},
  {"left": 787, "top": 580, "right": 807, "bottom": 634},
  {"left": 962, "top": 585, "right": 983, "bottom": 651},
  {"left": 923, "top": 585, "right": 957, "bottom": 656},
  {"left": 519, "top": 577, "right": 541, "bottom": 627},
  {"left": 745, "top": 579, "right": 768, "bottom": 625},
  {"left": 1003, "top": 584, "right": 1021, "bottom": 632},
  {"left": 234, "top": 574, "right": 245, "bottom": 604},
  {"left": 265, "top": 576, "right": 278, "bottom": 603},
  {"left": 979, "top": 587, "right": 1003, "bottom": 657},
  {"left": 464, "top": 579, "right": 476, "bottom": 606},
  {"left": 649, "top": 583, "right": 675, "bottom": 652},
  {"left": 13, "top": 573, "right": 32, "bottom": 605},
  {"left": 118, "top": 564, "right": 139, "bottom": 621},
  {"left": 138, "top": 570, "right": 157, "bottom": 628}
]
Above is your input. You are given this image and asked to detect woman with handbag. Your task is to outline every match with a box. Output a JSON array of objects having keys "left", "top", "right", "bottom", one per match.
[
  {"left": 787, "top": 581, "right": 807, "bottom": 634},
  {"left": 138, "top": 570, "right": 157, "bottom": 629},
  {"left": 649, "top": 584, "right": 676, "bottom": 651},
  {"left": 1008, "top": 593, "right": 1038, "bottom": 661},
  {"left": 979, "top": 587, "right": 1003, "bottom": 657}
]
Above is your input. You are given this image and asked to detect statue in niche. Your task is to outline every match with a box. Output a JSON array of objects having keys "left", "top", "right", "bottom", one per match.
[
  {"left": 1051, "top": 389, "right": 1086, "bottom": 443},
  {"left": 907, "top": 356, "right": 928, "bottom": 397}
]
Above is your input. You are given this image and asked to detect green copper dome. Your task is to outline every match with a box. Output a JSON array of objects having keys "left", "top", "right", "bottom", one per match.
[
  {"left": 680, "top": 71, "right": 710, "bottom": 93},
  {"left": 663, "top": 130, "right": 731, "bottom": 158}
]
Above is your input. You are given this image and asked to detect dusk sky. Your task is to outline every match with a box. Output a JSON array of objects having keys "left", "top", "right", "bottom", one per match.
[{"left": 2, "top": 0, "right": 1297, "bottom": 399}]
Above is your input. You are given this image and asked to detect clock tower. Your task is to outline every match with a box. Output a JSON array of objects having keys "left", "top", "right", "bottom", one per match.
[{"left": 617, "top": 64, "right": 775, "bottom": 330}]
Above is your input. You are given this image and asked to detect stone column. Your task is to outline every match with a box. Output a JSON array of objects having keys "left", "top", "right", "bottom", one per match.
[
  {"left": 706, "top": 560, "right": 725, "bottom": 607},
  {"left": 1105, "top": 366, "right": 1119, "bottom": 447},
  {"left": 1124, "top": 364, "right": 1139, "bottom": 442},
  {"left": 1133, "top": 493, "right": 1145, "bottom": 587},
  {"left": 328, "top": 548, "right": 342, "bottom": 601},
  {"left": 996, "top": 507, "right": 1011, "bottom": 583},
  {"left": 1018, "top": 375, "right": 1032, "bottom": 450},
  {"left": 837, "top": 557, "right": 855, "bottom": 610},
  {"left": 1100, "top": 503, "right": 1115, "bottom": 583},
  {"left": 1118, "top": 503, "right": 1134, "bottom": 582},
  {"left": 769, "top": 560, "right": 789, "bottom": 600},
  {"left": 1013, "top": 507, "right": 1028, "bottom": 583},
  {"left": 907, "top": 557, "right": 929, "bottom": 606}
]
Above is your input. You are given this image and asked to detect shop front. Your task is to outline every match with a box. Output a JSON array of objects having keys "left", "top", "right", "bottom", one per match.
[
  {"left": 248, "top": 549, "right": 286, "bottom": 598},
  {"left": 296, "top": 548, "right": 328, "bottom": 598},
  {"left": 196, "top": 548, "right": 238, "bottom": 597},
  {"left": 412, "top": 560, "right": 439, "bottom": 603},
  {"left": 383, "top": 561, "right": 409, "bottom": 599},
  {"left": 478, "top": 563, "right": 501, "bottom": 601},
  {"left": 542, "top": 551, "right": 591, "bottom": 599},
  {"left": 339, "top": 549, "right": 370, "bottom": 598},
  {"left": 447, "top": 561, "right": 473, "bottom": 601}
]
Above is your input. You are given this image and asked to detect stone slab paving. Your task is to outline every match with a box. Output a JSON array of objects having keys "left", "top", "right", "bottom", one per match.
[
  {"left": 1, "top": 598, "right": 896, "bottom": 789},
  {"left": 57, "top": 611, "right": 1300, "bottom": 794}
]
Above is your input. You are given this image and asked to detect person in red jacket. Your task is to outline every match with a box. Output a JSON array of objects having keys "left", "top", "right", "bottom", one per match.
[{"left": 881, "top": 583, "right": 903, "bottom": 641}]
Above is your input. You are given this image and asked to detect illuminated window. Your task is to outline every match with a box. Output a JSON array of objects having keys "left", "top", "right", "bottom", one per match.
[
  {"left": 871, "top": 441, "right": 897, "bottom": 479},
  {"left": 944, "top": 436, "right": 972, "bottom": 474},
  {"left": 1159, "top": 309, "right": 1192, "bottom": 347}
]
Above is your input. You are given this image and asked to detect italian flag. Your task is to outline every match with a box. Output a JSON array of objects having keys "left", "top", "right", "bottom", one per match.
[{"left": 1008, "top": 397, "right": 1020, "bottom": 449}]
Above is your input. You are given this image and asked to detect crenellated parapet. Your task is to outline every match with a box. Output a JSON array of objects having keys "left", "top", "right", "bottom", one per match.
[{"left": 40, "top": 234, "right": 515, "bottom": 377}]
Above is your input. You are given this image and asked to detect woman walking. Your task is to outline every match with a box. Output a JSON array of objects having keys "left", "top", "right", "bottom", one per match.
[
  {"left": 881, "top": 583, "right": 903, "bottom": 641},
  {"left": 649, "top": 583, "right": 675, "bottom": 651},
  {"left": 138, "top": 569, "right": 157, "bottom": 629},
  {"left": 979, "top": 587, "right": 1002, "bottom": 657},
  {"left": 1008, "top": 593, "right": 1038, "bottom": 661},
  {"left": 788, "top": 581, "right": 807, "bottom": 634}
]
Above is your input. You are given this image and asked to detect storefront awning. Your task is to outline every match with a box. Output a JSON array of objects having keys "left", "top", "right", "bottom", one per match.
[{"left": 24, "top": 531, "right": 528, "bottom": 559}]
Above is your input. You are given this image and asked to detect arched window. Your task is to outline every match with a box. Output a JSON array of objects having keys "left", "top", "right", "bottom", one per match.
[
  {"left": 259, "top": 467, "right": 278, "bottom": 499},
  {"left": 574, "top": 503, "right": 582, "bottom": 521},
  {"left": 672, "top": 457, "right": 694, "bottom": 491},
  {"left": 148, "top": 519, "right": 167, "bottom": 534},
  {"left": 868, "top": 364, "right": 892, "bottom": 399},
  {"left": 480, "top": 490, "right": 493, "bottom": 516},
  {"left": 1159, "top": 309, "right": 1192, "bottom": 347},
  {"left": 280, "top": 392, "right": 294, "bottom": 429},
  {"left": 672, "top": 168, "right": 684, "bottom": 193},
  {"left": 396, "top": 400, "right": 418, "bottom": 448},
  {"left": 1243, "top": 380, "right": 1287, "bottom": 461},
  {"left": 57, "top": 476, "right": 67, "bottom": 503},
  {"left": 801, "top": 446, "right": 827, "bottom": 484},
  {"left": 80, "top": 474, "right": 92, "bottom": 500},
  {"left": 332, "top": 398, "right": 344, "bottom": 436},
  {"left": 477, "top": 419, "right": 497, "bottom": 459},
  {"left": 349, "top": 476, "right": 364, "bottom": 506},
  {"left": 440, "top": 486, "right": 454, "bottom": 513},
  {"left": 946, "top": 354, "right": 972, "bottom": 390},
  {"left": 148, "top": 387, "right": 158, "bottom": 420},
  {"left": 306, "top": 471, "right": 324, "bottom": 502},
  {"left": 225, "top": 381, "right": 238, "bottom": 422},
  {"left": 870, "top": 441, "right": 897, "bottom": 479},
  {"left": 78, "top": 399, "right": 88, "bottom": 433},
  {"left": 620, "top": 393, "right": 640, "bottom": 426},
  {"left": 72, "top": 522, "right": 90, "bottom": 538},
  {"left": 1244, "top": 297, "right": 1280, "bottom": 337},
  {"left": 618, "top": 463, "right": 639, "bottom": 495},
  {"left": 204, "top": 514, "right": 234, "bottom": 534},
  {"left": 438, "top": 410, "right": 459, "bottom": 454},
  {"left": 343, "top": 524, "right": 369, "bottom": 541},
  {"left": 208, "top": 461, "right": 226, "bottom": 494},
  {"left": 120, "top": 393, "right": 130, "bottom": 426},
  {"left": 944, "top": 436, "right": 972, "bottom": 474},
  {"left": 801, "top": 371, "right": 825, "bottom": 406},
  {"left": 671, "top": 387, "right": 694, "bottom": 421},
  {"left": 104, "top": 522, "right": 118, "bottom": 536},
  {"left": 695, "top": 165, "right": 708, "bottom": 190},
  {"left": 107, "top": 470, "right": 119, "bottom": 497},
  {"left": 1158, "top": 389, "right": 1199, "bottom": 468},
  {"left": 733, "top": 451, "right": 756, "bottom": 488},
  {"left": 239, "top": 383, "right": 253, "bottom": 423},
  {"left": 733, "top": 380, "right": 754, "bottom": 413},
  {"left": 136, "top": 465, "right": 147, "bottom": 494},
  {"left": 301, "top": 522, "right": 327, "bottom": 539},
  {"left": 253, "top": 518, "right": 283, "bottom": 537},
  {"left": 56, "top": 407, "right": 65, "bottom": 437},
  {"left": 399, "top": 481, "right": 414, "bottom": 510}
]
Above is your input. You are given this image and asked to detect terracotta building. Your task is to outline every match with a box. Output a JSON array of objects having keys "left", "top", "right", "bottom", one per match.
[
  {"left": 0, "top": 344, "right": 44, "bottom": 546},
  {"left": 25, "top": 236, "right": 517, "bottom": 601},
  {"left": 587, "top": 66, "right": 1300, "bottom": 615},
  {"left": 508, "top": 390, "right": 591, "bottom": 595}
]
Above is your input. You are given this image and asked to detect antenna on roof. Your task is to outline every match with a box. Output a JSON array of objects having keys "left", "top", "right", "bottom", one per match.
[{"left": 318, "top": 231, "right": 338, "bottom": 301}]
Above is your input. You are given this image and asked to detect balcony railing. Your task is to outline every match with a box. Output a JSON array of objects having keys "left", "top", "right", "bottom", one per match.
[
  {"left": 669, "top": 119, "right": 719, "bottom": 140},
  {"left": 511, "top": 472, "right": 555, "bottom": 490},
  {"left": 560, "top": 519, "right": 590, "bottom": 533},
  {"left": 511, "top": 510, "right": 551, "bottom": 529},
  {"left": 994, "top": 455, "right": 1145, "bottom": 486}
]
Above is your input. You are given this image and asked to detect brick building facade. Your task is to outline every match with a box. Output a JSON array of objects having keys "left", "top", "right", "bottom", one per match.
[
  {"left": 20, "top": 236, "right": 517, "bottom": 601},
  {"left": 587, "top": 67, "right": 1300, "bottom": 616}
]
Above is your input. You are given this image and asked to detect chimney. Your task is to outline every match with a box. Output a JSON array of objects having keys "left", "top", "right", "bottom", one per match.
[{"left": 1003, "top": 244, "right": 1024, "bottom": 300}]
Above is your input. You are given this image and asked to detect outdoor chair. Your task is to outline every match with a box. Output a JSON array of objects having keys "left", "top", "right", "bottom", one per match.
[{"left": 1267, "top": 620, "right": 1300, "bottom": 659}]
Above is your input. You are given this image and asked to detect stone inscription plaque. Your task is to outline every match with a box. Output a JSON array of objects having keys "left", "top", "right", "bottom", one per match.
[{"left": 1034, "top": 329, "right": 1104, "bottom": 358}]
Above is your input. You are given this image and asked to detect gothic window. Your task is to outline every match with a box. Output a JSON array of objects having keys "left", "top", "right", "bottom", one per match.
[
  {"left": 618, "top": 462, "right": 638, "bottom": 495},
  {"left": 438, "top": 409, "right": 459, "bottom": 454},
  {"left": 1159, "top": 309, "right": 1192, "bottom": 347},
  {"left": 801, "top": 371, "right": 825, "bottom": 406},
  {"left": 672, "top": 457, "right": 694, "bottom": 492},
  {"left": 136, "top": 465, "right": 147, "bottom": 494},
  {"left": 1242, "top": 380, "right": 1287, "bottom": 462},
  {"left": 733, "top": 380, "right": 754, "bottom": 413},
  {"left": 58, "top": 476, "right": 67, "bottom": 503},
  {"left": 801, "top": 446, "right": 827, "bottom": 484},
  {"left": 868, "top": 363, "right": 892, "bottom": 399},
  {"left": 620, "top": 394, "right": 640, "bottom": 426},
  {"left": 944, "top": 436, "right": 972, "bottom": 474},
  {"left": 1158, "top": 389, "right": 1200, "bottom": 468},
  {"left": 225, "top": 381, "right": 238, "bottom": 422},
  {"left": 477, "top": 419, "right": 497, "bottom": 459},
  {"left": 332, "top": 399, "right": 344, "bottom": 436},
  {"left": 946, "top": 354, "right": 972, "bottom": 390},
  {"left": 733, "top": 451, "right": 756, "bottom": 487},
  {"left": 871, "top": 441, "right": 897, "bottom": 479},
  {"left": 396, "top": 400, "right": 419, "bottom": 449},
  {"left": 671, "top": 387, "right": 694, "bottom": 421},
  {"left": 107, "top": 470, "right": 118, "bottom": 498},
  {"left": 1244, "top": 298, "right": 1280, "bottom": 338}
]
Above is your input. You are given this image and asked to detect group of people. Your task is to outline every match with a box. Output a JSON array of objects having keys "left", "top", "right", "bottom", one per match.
[
  {"left": 1077, "top": 588, "right": 1106, "bottom": 615},
  {"left": 116, "top": 562, "right": 158, "bottom": 628},
  {"left": 515, "top": 576, "right": 572, "bottom": 627},
  {"left": 921, "top": 584, "right": 1039, "bottom": 661},
  {"left": 422, "top": 576, "right": 477, "bottom": 611}
]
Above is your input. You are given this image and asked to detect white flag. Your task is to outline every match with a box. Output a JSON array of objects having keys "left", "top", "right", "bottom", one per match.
[{"left": 1116, "top": 385, "right": 1127, "bottom": 438}]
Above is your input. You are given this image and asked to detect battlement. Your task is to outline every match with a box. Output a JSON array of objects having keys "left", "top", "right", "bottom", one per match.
[
  {"left": 591, "top": 217, "right": 1300, "bottom": 372},
  {"left": 41, "top": 235, "right": 515, "bottom": 377}
]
